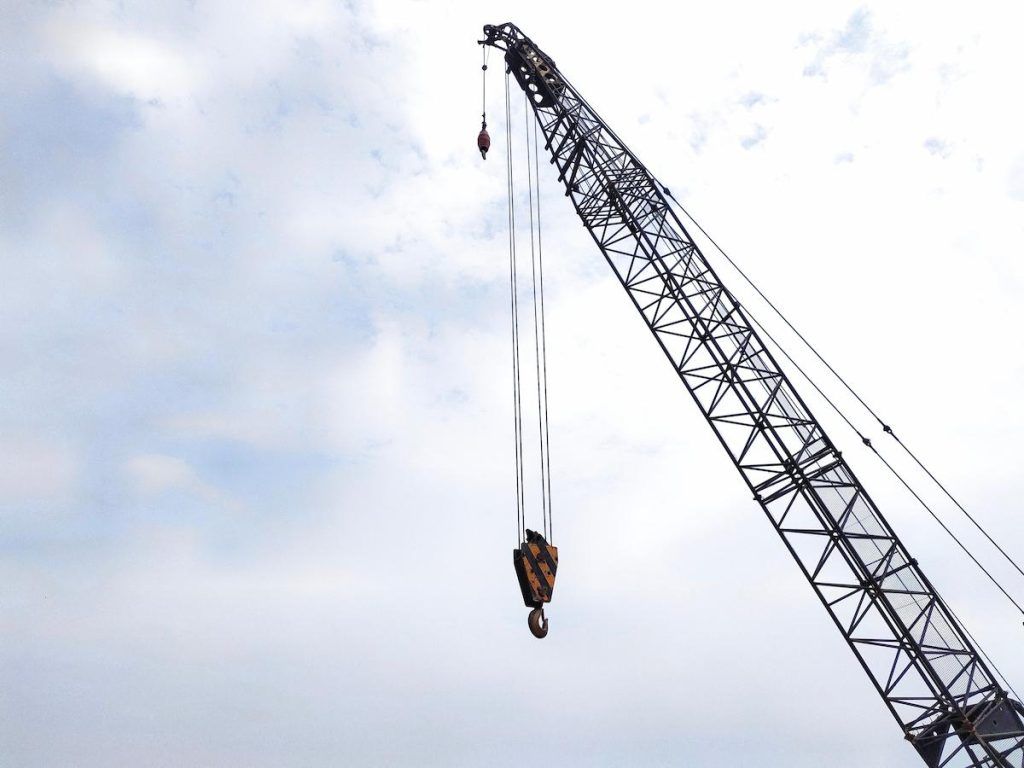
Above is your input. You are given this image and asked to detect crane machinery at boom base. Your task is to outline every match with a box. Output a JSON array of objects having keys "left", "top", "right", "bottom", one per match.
[{"left": 480, "top": 21, "right": 1024, "bottom": 768}]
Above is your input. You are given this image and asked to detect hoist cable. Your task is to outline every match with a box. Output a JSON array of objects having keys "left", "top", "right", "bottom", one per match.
[
  {"left": 481, "top": 45, "right": 488, "bottom": 123},
  {"left": 657, "top": 184, "right": 1024, "bottom": 587},
  {"left": 686, "top": 209, "right": 1024, "bottom": 622},
  {"left": 661, "top": 191, "right": 1024, "bottom": 746},
  {"left": 504, "top": 70, "right": 525, "bottom": 543},
  {"left": 894, "top": 434, "right": 1024, "bottom": 583},
  {"left": 523, "top": 96, "right": 549, "bottom": 542},
  {"left": 746, "top": 304, "right": 1024, "bottom": 721},
  {"left": 740, "top": 287, "right": 1024, "bottom": 706},
  {"left": 867, "top": 443, "right": 1024, "bottom": 620},
  {"left": 743, "top": 298, "right": 1024, "bottom": 617},
  {"left": 534, "top": 115, "right": 554, "bottom": 545}
]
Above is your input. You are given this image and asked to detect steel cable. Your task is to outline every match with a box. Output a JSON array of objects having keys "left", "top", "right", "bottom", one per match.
[
  {"left": 657, "top": 185, "right": 1024, "bottom": 624},
  {"left": 533, "top": 116, "right": 554, "bottom": 545},
  {"left": 523, "top": 95, "right": 550, "bottom": 542},
  {"left": 659, "top": 184, "right": 1024, "bottom": 586},
  {"left": 504, "top": 70, "right": 526, "bottom": 543}
]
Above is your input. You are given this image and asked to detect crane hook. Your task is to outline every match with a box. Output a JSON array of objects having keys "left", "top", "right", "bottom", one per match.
[{"left": 528, "top": 606, "right": 549, "bottom": 639}]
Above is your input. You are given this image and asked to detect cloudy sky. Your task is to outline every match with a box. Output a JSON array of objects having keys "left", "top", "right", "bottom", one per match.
[{"left": 3, "top": 1, "right": 1024, "bottom": 766}]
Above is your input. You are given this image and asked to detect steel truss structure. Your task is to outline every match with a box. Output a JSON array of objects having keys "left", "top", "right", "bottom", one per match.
[{"left": 482, "top": 22, "right": 1024, "bottom": 768}]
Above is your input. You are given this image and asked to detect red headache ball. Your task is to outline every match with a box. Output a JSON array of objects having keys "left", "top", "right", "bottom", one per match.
[{"left": 477, "top": 127, "right": 490, "bottom": 159}]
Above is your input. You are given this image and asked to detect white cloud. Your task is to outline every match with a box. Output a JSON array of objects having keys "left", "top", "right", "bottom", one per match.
[
  {"left": 46, "top": 23, "right": 200, "bottom": 102},
  {"left": 740, "top": 123, "right": 767, "bottom": 149},
  {"left": 801, "top": 7, "right": 910, "bottom": 84},
  {"left": 0, "top": 437, "right": 78, "bottom": 505},
  {"left": 125, "top": 453, "right": 195, "bottom": 492},
  {"left": 924, "top": 136, "right": 952, "bottom": 157},
  {"left": 125, "top": 454, "right": 238, "bottom": 510},
  {"left": 1009, "top": 156, "right": 1024, "bottom": 201}
]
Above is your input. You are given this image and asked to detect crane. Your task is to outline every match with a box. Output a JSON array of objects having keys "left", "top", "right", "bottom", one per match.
[{"left": 480, "top": 21, "right": 1024, "bottom": 768}]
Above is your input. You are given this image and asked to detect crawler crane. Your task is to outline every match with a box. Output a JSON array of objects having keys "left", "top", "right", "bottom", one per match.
[{"left": 481, "top": 22, "right": 1024, "bottom": 768}]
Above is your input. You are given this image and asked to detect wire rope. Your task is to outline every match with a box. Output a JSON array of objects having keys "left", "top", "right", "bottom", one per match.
[
  {"left": 658, "top": 184, "right": 1024, "bottom": 586},
  {"left": 533, "top": 115, "right": 554, "bottom": 544},
  {"left": 657, "top": 187, "right": 1024, "bottom": 624},
  {"left": 504, "top": 70, "right": 525, "bottom": 543},
  {"left": 523, "top": 95, "right": 550, "bottom": 542}
]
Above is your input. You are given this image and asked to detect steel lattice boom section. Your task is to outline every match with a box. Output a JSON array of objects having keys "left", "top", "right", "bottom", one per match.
[{"left": 482, "top": 22, "right": 1024, "bottom": 768}]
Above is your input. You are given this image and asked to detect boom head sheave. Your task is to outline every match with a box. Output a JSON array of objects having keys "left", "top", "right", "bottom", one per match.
[{"left": 482, "top": 23, "right": 564, "bottom": 109}]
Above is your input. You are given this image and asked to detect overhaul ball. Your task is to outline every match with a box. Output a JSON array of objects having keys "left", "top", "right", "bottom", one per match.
[{"left": 477, "top": 123, "right": 490, "bottom": 160}]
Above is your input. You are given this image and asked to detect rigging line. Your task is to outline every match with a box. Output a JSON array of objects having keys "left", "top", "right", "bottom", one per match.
[
  {"left": 614, "top": 152, "right": 1020, "bottom": 626},
  {"left": 505, "top": 69, "right": 525, "bottom": 542},
  {"left": 747, "top": 310, "right": 973, "bottom": 652},
  {"left": 739, "top": 292, "right": 1024, "bottom": 622},
  {"left": 655, "top": 193, "right": 1023, "bottom": 677},
  {"left": 511, "top": 79, "right": 526, "bottom": 542},
  {"left": 643, "top": 174, "right": 971, "bottom": 651},
  {"left": 894, "top": 434, "right": 1024, "bottom": 583},
  {"left": 504, "top": 72, "right": 520, "bottom": 542},
  {"left": 513, "top": 79, "right": 527, "bottom": 543},
  {"left": 668, "top": 215, "right": 931, "bottom": 620},
  {"left": 534, "top": 114, "right": 554, "bottom": 545},
  {"left": 524, "top": 94, "right": 549, "bottom": 542},
  {"left": 869, "top": 444, "right": 1024, "bottom": 620},
  {"left": 481, "top": 45, "right": 488, "bottom": 122},
  {"left": 658, "top": 184, "right": 1024, "bottom": 585}
]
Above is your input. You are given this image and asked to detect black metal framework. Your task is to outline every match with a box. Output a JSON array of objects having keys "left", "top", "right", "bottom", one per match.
[{"left": 482, "top": 22, "right": 1024, "bottom": 768}]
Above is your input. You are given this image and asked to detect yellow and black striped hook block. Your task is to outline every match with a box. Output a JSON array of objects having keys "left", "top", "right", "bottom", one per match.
[{"left": 514, "top": 529, "right": 558, "bottom": 637}]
